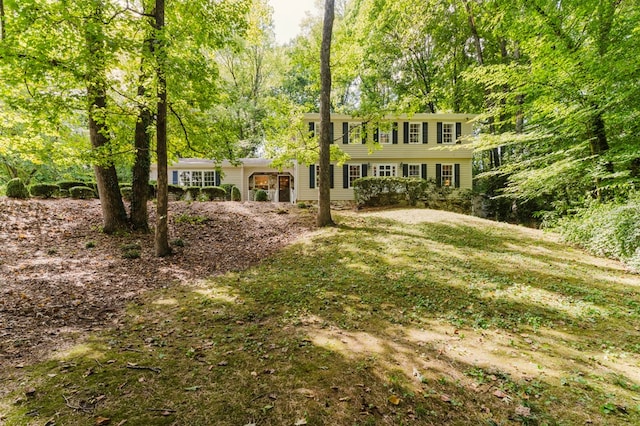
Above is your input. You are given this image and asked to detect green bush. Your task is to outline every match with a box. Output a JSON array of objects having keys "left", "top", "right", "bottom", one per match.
[
  {"left": 231, "top": 186, "right": 241, "bottom": 201},
  {"left": 57, "top": 180, "right": 86, "bottom": 191},
  {"left": 30, "top": 183, "right": 59, "bottom": 198},
  {"left": 6, "top": 178, "right": 30, "bottom": 199},
  {"left": 120, "top": 186, "right": 133, "bottom": 200},
  {"left": 220, "top": 183, "right": 235, "bottom": 201},
  {"left": 354, "top": 177, "right": 428, "bottom": 207},
  {"left": 183, "top": 186, "right": 201, "bottom": 200},
  {"left": 168, "top": 184, "right": 185, "bottom": 198},
  {"left": 557, "top": 195, "right": 640, "bottom": 271},
  {"left": 201, "top": 186, "right": 226, "bottom": 201},
  {"left": 255, "top": 189, "right": 268, "bottom": 202},
  {"left": 69, "top": 186, "right": 96, "bottom": 199}
]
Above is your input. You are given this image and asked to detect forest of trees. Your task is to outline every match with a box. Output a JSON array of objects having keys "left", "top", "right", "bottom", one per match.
[{"left": 0, "top": 0, "right": 638, "bottom": 264}]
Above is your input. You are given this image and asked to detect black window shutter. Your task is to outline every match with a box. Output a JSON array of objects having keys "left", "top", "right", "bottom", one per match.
[
  {"left": 343, "top": 164, "right": 349, "bottom": 188},
  {"left": 421, "top": 164, "right": 427, "bottom": 180},
  {"left": 215, "top": 172, "right": 221, "bottom": 186},
  {"left": 374, "top": 127, "right": 379, "bottom": 143},
  {"left": 362, "top": 164, "right": 368, "bottom": 177},
  {"left": 342, "top": 122, "right": 348, "bottom": 144},
  {"left": 436, "top": 163, "right": 442, "bottom": 187},
  {"left": 456, "top": 122, "right": 462, "bottom": 144},
  {"left": 392, "top": 122, "right": 398, "bottom": 144},
  {"left": 422, "top": 122, "right": 428, "bottom": 144},
  {"left": 329, "top": 122, "right": 334, "bottom": 144},
  {"left": 403, "top": 122, "right": 409, "bottom": 144},
  {"left": 361, "top": 123, "right": 366, "bottom": 144},
  {"left": 309, "top": 121, "right": 315, "bottom": 137},
  {"left": 454, "top": 164, "right": 461, "bottom": 188},
  {"left": 172, "top": 171, "right": 178, "bottom": 185},
  {"left": 437, "top": 122, "right": 443, "bottom": 144},
  {"left": 402, "top": 164, "right": 409, "bottom": 177},
  {"left": 330, "top": 164, "right": 334, "bottom": 188},
  {"left": 309, "top": 165, "right": 315, "bottom": 189}
]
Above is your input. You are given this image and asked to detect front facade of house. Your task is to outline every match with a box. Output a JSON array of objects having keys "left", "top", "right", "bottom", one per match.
[
  {"left": 299, "top": 112, "right": 475, "bottom": 202},
  {"left": 150, "top": 113, "right": 476, "bottom": 203}
]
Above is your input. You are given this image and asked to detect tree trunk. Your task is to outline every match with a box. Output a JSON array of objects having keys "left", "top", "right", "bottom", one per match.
[
  {"left": 317, "top": 0, "right": 335, "bottom": 227},
  {"left": 85, "top": 2, "right": 128, "bottom": 235},
  {"left": 130, "top": 9, "right": 155, "bottom": 232},
  {"left": 154, "top": 0, "right": 171, "bottom": 257},
  {"left": 0, "top": 0, "right": 5, "bottom": 40}
]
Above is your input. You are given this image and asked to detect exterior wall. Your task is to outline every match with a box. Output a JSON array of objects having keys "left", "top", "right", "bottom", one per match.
[{"left": 298, "top": 113, "right": 476, "bottom": 202}]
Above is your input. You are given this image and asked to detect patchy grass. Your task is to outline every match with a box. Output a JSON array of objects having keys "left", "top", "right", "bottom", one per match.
[{"left": 3, "top": 209, "right": 640, "bottom": 425}]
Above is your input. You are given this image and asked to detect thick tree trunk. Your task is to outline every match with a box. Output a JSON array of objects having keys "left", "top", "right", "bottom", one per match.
[
  {"left": 317, "top": 0, "right": 335, "bottom": 227},
  {"left": 85, "top": 2, "right": 128, "bottom": 235},
  {"left": 154, "top": 0, "right": 171, "bottom": 256},
  {"left": 88, "top": 85, "right": 129, "bottom": 234}
]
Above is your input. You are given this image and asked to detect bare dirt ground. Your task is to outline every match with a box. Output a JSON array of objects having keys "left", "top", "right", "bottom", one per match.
[{"left": 0, "top": 198, "right": 315, "bottom": 370}]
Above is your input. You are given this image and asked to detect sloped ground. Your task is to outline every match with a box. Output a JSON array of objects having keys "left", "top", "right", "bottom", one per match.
[{"left": 0, "top": 198, "right": 315, "bottom": 368}]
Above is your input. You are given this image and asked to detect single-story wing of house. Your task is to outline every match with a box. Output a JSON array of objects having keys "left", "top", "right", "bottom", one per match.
[{"left": 150, "top": 112, "right": 476, "bottom": 203}]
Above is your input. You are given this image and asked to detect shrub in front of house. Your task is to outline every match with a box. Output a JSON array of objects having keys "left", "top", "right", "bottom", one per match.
[
  {"left": 120, "top": 186, "right": 133, "bottom": 200},
  {"left": 57, "top": 180, "right": 87, "bottom": 191},
  {"left": 220, "top": 183, "right": 235, "bottom": 201},
  {"left": 231, "top": 186, "right": 241, "bottom": 201},
  {"left": 183, "top": 186, "right": 201, "bottom": 200},
  {"left": 6, "top": 178, "right": 30, "bottom": 199},
  {"left": 69, "top": 186, "right": 96, "bottom": 199},
  {"left": 255, "top": 189, "right": 268, "bottom": 202},
  {"left": 201, "top": 186, "right": 226, "bottom": 201},
  {"left": 29, "top": 183, "right": 59, "bottom": 198},
  {"left": 168, "top": 184, "right": 185, "bottom": 199},
  {"left": 354, "top": 177, "right": 428, "bottom": 207}
]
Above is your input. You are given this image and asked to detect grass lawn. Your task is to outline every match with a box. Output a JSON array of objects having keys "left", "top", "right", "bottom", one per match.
[{"left": 3, "top": 208, "right": 640, "bottom": 425}]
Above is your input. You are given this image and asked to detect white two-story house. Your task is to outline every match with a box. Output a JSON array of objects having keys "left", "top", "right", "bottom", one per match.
[{"left": 150, "top": 112, "right": 476, "bottom": 203}]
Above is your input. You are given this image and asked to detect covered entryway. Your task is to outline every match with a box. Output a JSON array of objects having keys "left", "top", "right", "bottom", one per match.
[{"left": 278, "top": 175, "right": 291, "bottom": 203}]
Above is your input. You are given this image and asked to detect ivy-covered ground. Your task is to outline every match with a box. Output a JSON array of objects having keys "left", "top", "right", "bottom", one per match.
[{"left": 2, "top": 203, "right": 640, "bottom": 425}]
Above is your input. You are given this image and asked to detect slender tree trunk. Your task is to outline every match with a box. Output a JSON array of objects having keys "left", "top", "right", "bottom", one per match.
[
  {"left": 317, "top": 0, "right": 335, "bottom": 227},
  {"left": 130, "top": 8, "right": 155, "bottom": 232},
  {"left": 0, "top": 0, "right": 5, "bottom": 40},
  {"left": 154, "top": 0, "right": 171, "bottom": 256},
  {"left": 85, "top": 2, "right": 128, "bottom": 234}
]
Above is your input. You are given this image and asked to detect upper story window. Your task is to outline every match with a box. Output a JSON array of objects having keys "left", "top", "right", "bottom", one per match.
[
  {"left": 348, "top": 122, "right": 362, "bottom": 144},
  {"left": 373, "top": 164, "right": 397, "bottom": 177},
  {"left": 408, "top": 123, "right": 421, "bottom": 144},
  {"left": 442, "top": 123, "right": 455, "bottom": 144}
]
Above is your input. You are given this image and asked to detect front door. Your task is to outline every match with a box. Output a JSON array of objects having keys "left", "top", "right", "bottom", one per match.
[{"left": 278, "top": 175, "right": 291, "bottom": 203}]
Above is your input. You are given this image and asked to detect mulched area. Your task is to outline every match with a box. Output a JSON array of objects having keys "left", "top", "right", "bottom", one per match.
[{"left": 0, "top": 198, "right": 315, "bottom": 370}]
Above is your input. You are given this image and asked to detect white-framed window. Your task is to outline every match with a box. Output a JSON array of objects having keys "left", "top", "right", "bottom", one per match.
[
  {"left": 204, "top": 171, "right": 216, "bottom": 186},
  {"left": 408, "top": 122, "right": 421, "bottom": 144},
  {"left": 178, "top": 170, "right": 217, "bottom": 187},
  {"left": 407, "top": 164, "right": 421, "bottom": 178},
  {"left": 377, "top": 123, "right": 393, "bottom": 144},
  {"left": 441, "top": 164, "right": 454, "bottom": 187},
  {"left": 373, "top": 164, "right": 397, "bottom": 177},
  {"left": 442, "top": 123, "right": 455, "bottom": 144},
  {"left": 348, "top": 164, "right": 361, "bottom": 188},
  {"left": 348, "top": 122, "right": 362, "bottom": 144}
]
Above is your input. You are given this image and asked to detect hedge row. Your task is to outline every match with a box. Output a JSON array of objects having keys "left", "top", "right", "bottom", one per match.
[{"left": 353, "top": 176, "right": 472, "bottom": 212}]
